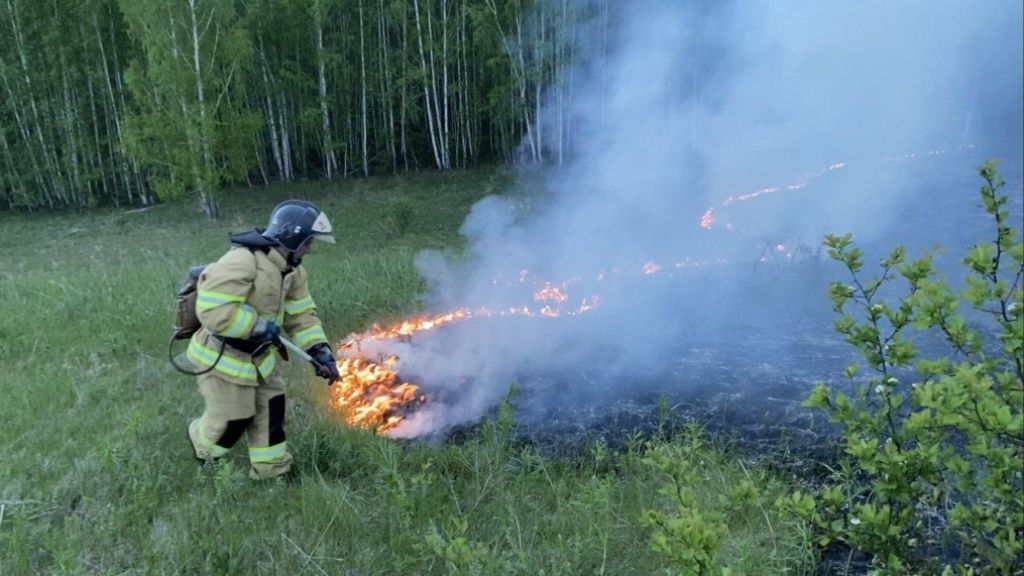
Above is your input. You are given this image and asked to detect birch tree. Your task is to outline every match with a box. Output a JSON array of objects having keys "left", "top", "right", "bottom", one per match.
[
  {"left": 312, "top": 0, "right": 339, "bottom": 180},
  {"left": 119, "top": 0, "right": 258, "bottom": 217}
]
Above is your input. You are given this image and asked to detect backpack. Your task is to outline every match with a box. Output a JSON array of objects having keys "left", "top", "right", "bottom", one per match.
[
  {"left": 168, "top": 265, "right": 225, "bottom": 375},
  {"left": 173, "top": 265, "right": 207, "bottom": 340}
]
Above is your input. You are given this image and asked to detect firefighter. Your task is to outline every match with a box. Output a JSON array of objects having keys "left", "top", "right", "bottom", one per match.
[{"left": 186, "top": 200, "right": 341, "bottom": 480}]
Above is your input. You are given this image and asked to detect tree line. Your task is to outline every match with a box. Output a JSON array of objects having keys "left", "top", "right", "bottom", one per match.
[{"left": 0, "top": 0, "right": 604, "bottom": 215}]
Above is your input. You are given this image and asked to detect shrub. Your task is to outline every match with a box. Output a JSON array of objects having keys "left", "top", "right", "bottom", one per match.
[
  {"left": 642, "top": 430, "right": 729, "bottom": 575},
  {"left": 779, "top": 161, "right": 1023, "bottom": 574}
]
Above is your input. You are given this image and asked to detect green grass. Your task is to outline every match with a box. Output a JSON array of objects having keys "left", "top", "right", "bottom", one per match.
[{"left": 0, "top": 167, "right": 814, "bottom": 574}]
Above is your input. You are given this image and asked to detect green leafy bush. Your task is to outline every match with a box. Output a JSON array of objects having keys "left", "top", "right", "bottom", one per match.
[
  {"left": 779, "top": 161, "right": 1023, "bottom": 574},
  {"left": 641, "top": 423, "right": 817, "bottom": 576},
  {"left": 642, "top": 431, "right": 729, "bottom": 575}
]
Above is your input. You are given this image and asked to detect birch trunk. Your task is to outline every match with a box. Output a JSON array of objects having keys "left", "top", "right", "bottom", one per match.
[
  {"left": 254, "top": 133, "right": 269, "bottom": 184},
  {"left": 85, "top": 73, "right": 107, "bottom": 197},
  {"left": 61, "top": 63, "right": 84, "bottom": 205},
  {"left": 106, "top": 9, "right": 148, "bottom": 205},
  {"left": 515, "top": 14, "right": 537, "bottom": 162},
  {"left": 259, "top": 39, "right": 284, "bottom": 179},
  {"left": 400, "top": 0, "right": 409, "bottom": 170},
  {"left": 316, "top": 21, "right": 338, "bottom": 180},
  {"left": 358, "top": 0, "right": 369, "bottom": 177},
  {"left": 459, "top": 1, "right": 473, "bottom": 161},
  {"left": 378, "top": 0, "right": 396, "bottom": 173},
  {"left": 95, "top": 14, "right": 132, "bottom": 203},
  {"left": 440, "top": 0, "right": 450, "bottom": 166},
  {"left": 6, "top": 0, "right": 64, "bottom": 202},
  {"left": 0, "top": 116, "right": 24, "bottom": 206},
  {"left": 0, "top": 68, "right": 47, "bottom": 204},
  {"left": 187, "top": 0, "right": 218, "bottom": 217},
  {"left": 278, "top": 92, "right": 293, "bottom": 181},
  {"left": 486, "top": 0, "right": 536, "bottom": 163},
  {"left": 412, "top": 0, "right": 442, "bottom": 170},
  {"left": 425, "top": 1, "right": 448, "bottom": 168}
]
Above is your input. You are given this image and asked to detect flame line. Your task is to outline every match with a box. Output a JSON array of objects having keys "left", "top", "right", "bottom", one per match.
[{"left": 701, "top": 144, "right": 974, "bottom": 230}]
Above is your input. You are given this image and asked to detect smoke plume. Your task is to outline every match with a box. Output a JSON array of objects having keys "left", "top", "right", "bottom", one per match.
[{"left": 388, "top": 0, "right": 1024, "bottom": 437}]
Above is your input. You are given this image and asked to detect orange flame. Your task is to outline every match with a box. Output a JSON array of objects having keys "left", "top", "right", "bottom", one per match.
[
  {"left": 534, "top": 283, "right": 568, "bottom": 304},
  {"left": 332, "top": 289, "right": 604, "bottom": 433},
  {"left": 339, "top": 309, "right": 473, "bottom": 344},
  {"left": 706, "top": 158, "right": 853, "bottom": 229},
  {"left": 700, "top": 207, "right": 715, "bottom": 229},
  {"left": 329, "top": 356, "right": 424, "bottom": 433}
]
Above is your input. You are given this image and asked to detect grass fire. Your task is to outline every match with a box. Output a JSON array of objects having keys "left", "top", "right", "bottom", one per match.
[{"left": 329, "top": 282, "right": 603, "bottom": 433}]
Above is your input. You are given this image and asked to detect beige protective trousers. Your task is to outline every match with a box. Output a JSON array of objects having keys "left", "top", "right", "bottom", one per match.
[{"left": 187, "top": 370, "right": 293, "bottom": 479}]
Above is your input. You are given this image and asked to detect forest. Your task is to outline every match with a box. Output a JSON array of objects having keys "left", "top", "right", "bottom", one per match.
[{"left": 0, "top": 0, "right": 592, "bottom": 215}]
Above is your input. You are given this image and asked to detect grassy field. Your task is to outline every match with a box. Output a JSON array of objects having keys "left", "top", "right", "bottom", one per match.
[{"left": 0, "top": 167, "right": 814, "bottom": 575}]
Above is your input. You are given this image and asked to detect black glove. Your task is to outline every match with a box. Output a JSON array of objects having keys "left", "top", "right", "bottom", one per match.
[
  {"left": 308, "top": 343, "right": 340, "bottom": 382},
  {"left": 251, "top": 318, "right": 281, "bottom": 345}
]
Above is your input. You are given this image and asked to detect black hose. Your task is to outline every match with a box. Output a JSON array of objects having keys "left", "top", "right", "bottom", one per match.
[{"left": 168, "top": 330, "right": 226, "bottom": 376}]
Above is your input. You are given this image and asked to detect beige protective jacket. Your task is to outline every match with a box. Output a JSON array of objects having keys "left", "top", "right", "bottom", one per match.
[{"left": 187, "top": 246, "right": 328, "bottom": 386}]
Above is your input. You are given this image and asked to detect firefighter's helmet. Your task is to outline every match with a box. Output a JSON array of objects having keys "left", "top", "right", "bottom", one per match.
[{"left": 262, "top": 200, "right": 336, "bottom": 251}]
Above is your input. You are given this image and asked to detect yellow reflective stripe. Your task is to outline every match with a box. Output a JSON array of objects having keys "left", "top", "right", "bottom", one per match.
[
  {"left": 255, "top": 351, "right": 276, "bottom": 376},
  {"left": 292, "top": 325, "right": 326, "bottom": 349},
  {"left": 197, "top": 420, "right": 230, "bottom": 457},
  {"left": 187, "top": 339, "right": 277, "bottom": 380},
  {"left": 187, "top": 340, "right": 257, "bottom": 379},
  {"left": 285, "top": 296, "right": 316, "bottom": 315},
  {"left": 256, "top": 312, "right": 286, "bottom": 330},
  {"left": 197, "top": 290, "right": 246, "bottom": 310},
  {"left": 222, "top": 305, "right": 256, "bottom": 338},
  {"left": 249, "top": 442, "right": 288, "bottom": 463}
]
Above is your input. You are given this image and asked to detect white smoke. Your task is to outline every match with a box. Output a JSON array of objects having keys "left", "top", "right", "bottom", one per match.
[{"left": 390, "top": 0, "right": 1024, "bottom": 437}]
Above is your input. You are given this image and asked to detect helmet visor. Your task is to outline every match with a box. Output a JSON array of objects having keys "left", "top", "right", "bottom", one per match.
[{"left": 311, "top": 211, "right": 336, "bottom": 244}]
